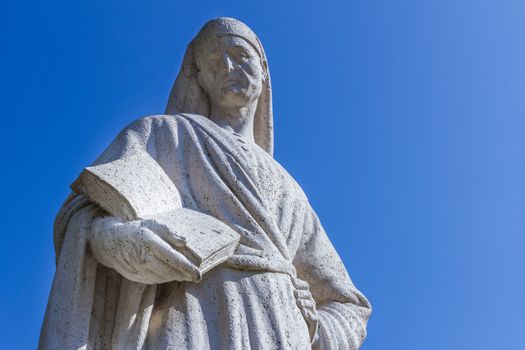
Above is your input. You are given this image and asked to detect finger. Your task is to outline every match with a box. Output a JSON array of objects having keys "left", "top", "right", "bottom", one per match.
[
  {"left": 304, "top": 310, "right": 319, "bottom": 322},
  {"left": 141, "top": 265, "right": 173, "bottom": 284},
  {"left": 119, "top": 254, "right": 171, "bottom": 285},
  {"left": 298, "top": 299, "right": 316, "bottom": 309},
  {"left": 132, "top": 274, "right": 159, "bottom": 285},
  {"left": 116, "top": 266, "right": 157, "bottom": 285},
  {"left": 139, "top": 228, "right": 202, "bottom": 282},
  {"left": 294, "top": 289, "right": 313, "bottom": 300},
  {"left": 114, "top": 248, "right": 139, "bottom": 275},
  {"left": 143, "top": 256, "right": 193, "bottom": 283},
  {"left": 292, "top": 278, "right": 310, "bottom": 290},
  {"left": 140, "top": 219, "right": 187, "bottom": 247}
]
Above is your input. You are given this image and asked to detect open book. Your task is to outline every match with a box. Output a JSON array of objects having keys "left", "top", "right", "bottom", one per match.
[{"left": 71, "top": 153, "right": 240, "bottom": 274}]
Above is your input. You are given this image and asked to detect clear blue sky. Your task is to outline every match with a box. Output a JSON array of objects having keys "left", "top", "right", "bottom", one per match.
[{"left": 1, "top": 1, "right": 524, "bottom": 349}]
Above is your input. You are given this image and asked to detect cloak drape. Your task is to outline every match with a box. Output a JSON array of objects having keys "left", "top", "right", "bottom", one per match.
[{"left": 39, "top": 113, "right": 370, "bottom": 350}]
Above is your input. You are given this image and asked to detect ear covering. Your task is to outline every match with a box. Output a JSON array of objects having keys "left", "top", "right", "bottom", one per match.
[{"left": 165, "top": 17, "right": 274, "bottom": 156}]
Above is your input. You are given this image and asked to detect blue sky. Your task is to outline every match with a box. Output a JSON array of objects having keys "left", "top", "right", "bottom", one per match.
[{"left": 1, "top": 1, "right": 524, "bottom": 349}]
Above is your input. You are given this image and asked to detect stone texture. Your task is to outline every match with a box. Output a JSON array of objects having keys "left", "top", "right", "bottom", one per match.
[
  {"left": 40, "top": 17, "right": 371, "bottom": 350},
  {"left": 71, "top": 153, "right": 183, "bottom": 220}
]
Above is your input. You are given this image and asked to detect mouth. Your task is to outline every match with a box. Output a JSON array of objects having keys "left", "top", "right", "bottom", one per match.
[
  {"left": 221, "top": 78, "right": 239, "bottom": 88},
  {"left": 221, "top": 81, "right": 247, "bottom": 95}
]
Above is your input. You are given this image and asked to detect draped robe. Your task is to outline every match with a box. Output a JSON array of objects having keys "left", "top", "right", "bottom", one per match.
[{"left": 39, "top": 113, "right": 371, "bottom": 350}]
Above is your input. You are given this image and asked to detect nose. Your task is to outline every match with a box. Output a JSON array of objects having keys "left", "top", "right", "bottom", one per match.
[{"left": 223, "top": 53, "right": 234, "bottom": 72}]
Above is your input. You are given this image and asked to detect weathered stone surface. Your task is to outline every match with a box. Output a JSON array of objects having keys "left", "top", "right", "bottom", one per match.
[
  {"left": 71, "top": 153, "right": 183, "bottom": 220},
  {"left": 40, "top": 17, "right": 371, "bottom": 350}
]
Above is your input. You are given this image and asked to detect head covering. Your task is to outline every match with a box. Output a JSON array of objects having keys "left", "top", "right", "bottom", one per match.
[{"left": 165, "top": 17, "right": 274, "bottom": 156}]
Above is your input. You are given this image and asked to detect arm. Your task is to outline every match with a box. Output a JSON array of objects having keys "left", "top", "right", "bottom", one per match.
[
  {"left": 66, "top": 116, "right": 200, "bottom": 284},
  {"left": 89, "top": 215, "right": 201, "bottom": 284},
  {"left": 292, "top": 209, "right": 371, "bottom": 350}
]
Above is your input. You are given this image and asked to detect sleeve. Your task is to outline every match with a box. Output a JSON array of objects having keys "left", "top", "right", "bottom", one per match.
[
  {"left": 54, "top": 116, "right": 158, "bottom": 260},
  {"left": 92, "top": 115, "right": 157, "bottom": 166},
  {"left": 292, "top": 208, "right": 371, "bottom": 350}
]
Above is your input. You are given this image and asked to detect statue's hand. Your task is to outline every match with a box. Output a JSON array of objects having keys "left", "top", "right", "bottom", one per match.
[
  {"left": 89, "top": 216, "right": 201, "bottom": 284},
  {"left": 293, "top": 279, "right": 320, "bottom": 342}
]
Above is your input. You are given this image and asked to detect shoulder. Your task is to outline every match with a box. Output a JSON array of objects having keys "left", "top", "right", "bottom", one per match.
[
  {"left": 116, "top": 114, "right": 212, "bottom": 151},
  {"left": 113, "top": 114, "right": 185, "bottom": 141},
  {"left": 125, "top": 113, "right": 209, "bottom": 131},
  {"left": 125, "top": 114, "right": 178, "bottom": 130}
]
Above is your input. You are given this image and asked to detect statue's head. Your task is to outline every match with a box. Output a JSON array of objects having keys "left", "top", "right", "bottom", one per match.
[
  {"left": 193, "top": 18, "right": 268, "bottom": 111},
  {"left": 166, "top": 17, "right": 274, "bottom": 156}
]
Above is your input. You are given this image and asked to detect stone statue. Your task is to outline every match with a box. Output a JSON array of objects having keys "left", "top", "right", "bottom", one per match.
[{"left": 39, "top": 17, "right": 371, "bottom": 350}]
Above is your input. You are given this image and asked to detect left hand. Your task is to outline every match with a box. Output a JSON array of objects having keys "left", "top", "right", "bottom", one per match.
[{"left": 293, "top": 278, "right": 319, "bottom": 341}]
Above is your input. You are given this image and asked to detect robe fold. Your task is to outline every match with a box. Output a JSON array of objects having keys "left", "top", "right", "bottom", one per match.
[{"left": 39, "top": 113, "right": 371, "bottom": 350}]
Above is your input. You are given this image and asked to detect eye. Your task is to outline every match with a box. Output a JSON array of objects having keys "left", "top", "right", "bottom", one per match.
[{"left": 235, "top": 50, "right": 250, "bottom": 60}]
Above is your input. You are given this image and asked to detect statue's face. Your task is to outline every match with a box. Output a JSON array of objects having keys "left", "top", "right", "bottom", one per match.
[{"left": 196, "top": 35, "right": 265, "bottom": 109}]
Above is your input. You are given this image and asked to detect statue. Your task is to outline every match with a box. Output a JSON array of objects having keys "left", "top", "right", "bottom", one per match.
[{"left": 39, "top": 17, "right": 371, "bottom": 350}]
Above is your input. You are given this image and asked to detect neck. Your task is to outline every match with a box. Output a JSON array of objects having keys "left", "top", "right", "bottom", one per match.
[{"left": 209, "top": 101, "right": 257, "bottom": 142}]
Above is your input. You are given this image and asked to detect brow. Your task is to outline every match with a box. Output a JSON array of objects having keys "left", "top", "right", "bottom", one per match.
[
  {"left": 206, "top": 43, "right": 253, "bottom": 57},
  {"left": 232, "top": 44, "right": 249, "bottom": 51}
]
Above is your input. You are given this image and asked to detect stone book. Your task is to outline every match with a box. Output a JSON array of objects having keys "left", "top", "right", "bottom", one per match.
[{"left": 70, "top": 153, "right": 240, "bottom": 274}]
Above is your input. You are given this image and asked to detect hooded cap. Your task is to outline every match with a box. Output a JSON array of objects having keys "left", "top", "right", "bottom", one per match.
[{"left": 165, "top": 17, "right": 274, "bottom": 156}]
